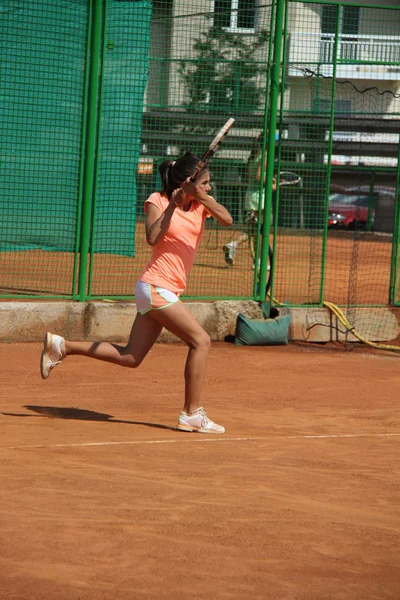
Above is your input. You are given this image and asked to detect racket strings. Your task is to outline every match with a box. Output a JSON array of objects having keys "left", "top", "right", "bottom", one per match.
[{"left": 278, "top": 171, "right": 302, "bottom": 186}]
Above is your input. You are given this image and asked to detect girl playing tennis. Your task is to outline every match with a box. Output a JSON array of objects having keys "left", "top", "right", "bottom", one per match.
[{"left": 40, "top": 152, "right": 233, "bottom": 434}]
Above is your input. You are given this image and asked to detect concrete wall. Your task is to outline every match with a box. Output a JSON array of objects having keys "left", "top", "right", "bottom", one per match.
[
  {"left": 2, "top": 301, "right": 399, "bottom": 345},
  {"left": 0, "top": 301, "right": 264, "bottom": 344}
]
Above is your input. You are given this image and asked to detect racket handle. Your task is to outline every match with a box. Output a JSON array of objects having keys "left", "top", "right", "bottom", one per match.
[
  {"left": 190, "top": 118, "right": 235, "bottom": 182},
  {"left": 190, "top": 159, "right": 207, "bottom": 182}
]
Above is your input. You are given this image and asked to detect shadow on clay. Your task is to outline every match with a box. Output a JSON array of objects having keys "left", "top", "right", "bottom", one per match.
[{"left": 2, "top": 405, "right": 177, "bottom": 432}]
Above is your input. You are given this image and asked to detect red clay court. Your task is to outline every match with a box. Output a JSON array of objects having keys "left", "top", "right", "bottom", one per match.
[{"left": 1, "top": 341, "right": 399, "bottom": 599}]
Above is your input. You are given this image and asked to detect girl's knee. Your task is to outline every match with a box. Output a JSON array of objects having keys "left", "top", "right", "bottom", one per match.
[
  {"left": 121, "top": 348, "right": 142, "bottom": 369},
  {"left": 192, "top": 331, "right": 211, "bottom": 352}
]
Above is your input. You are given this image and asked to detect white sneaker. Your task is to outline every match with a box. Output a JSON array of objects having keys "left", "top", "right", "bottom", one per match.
[
  {"left": 176, "top": 407, "right": 225, "bottom": 434},
  {"left": 223, "top": 242, "right": 237, "bottom": 266},
  {"left": 40, "top": 332, "right": 66, "bottom": 379}
]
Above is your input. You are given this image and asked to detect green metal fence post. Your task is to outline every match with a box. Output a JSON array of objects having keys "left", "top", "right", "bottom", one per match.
[
  {"left": 258, "top": 0, "right": 286, "bottom": 300},
  {"left": 318, "top": 5, "right": 340, "bottom": 305},
  {"left": 87, "top": 0, "right": 107, "bottom": 299},
  {"left": 252, "top": 0, "right": 276, "bottom": 298},
  {"left": 269, "top": 0, "right": 290, "bottom": 303},
  {"left": 78, "top": 0, "right": 104, "bottom": 301},
  {"left": 389, "top": 140, "right": 400, "bottom": 304},
  {"left": 72, "top": 2, "right": 93, "bottom": 300}
]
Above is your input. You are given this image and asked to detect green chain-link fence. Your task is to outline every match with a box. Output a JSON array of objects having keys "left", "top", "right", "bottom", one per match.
[
  {"left": 275, "top": 0, "right": 400, "bottom": 345},
  {"left": 1, "top": 0, "right": 400, "bottom": 342},
  {"left": 0, "top": 0, "right": 89, "bottom": 296},
  {"left": 0, "top": 0, "right": 151, "bottom": 298}
]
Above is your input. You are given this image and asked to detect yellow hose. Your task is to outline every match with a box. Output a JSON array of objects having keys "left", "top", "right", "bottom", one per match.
[
  {"left": 322, "top": 301, "right": 400, "bottom": 353},
  {"left": 268, "top": 295, "right": 400, "bottom": 353}
]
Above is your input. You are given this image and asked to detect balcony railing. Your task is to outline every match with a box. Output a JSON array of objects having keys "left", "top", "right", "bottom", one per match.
[{"left": 288, "top": 32, "right": 400, "bottom": 80}]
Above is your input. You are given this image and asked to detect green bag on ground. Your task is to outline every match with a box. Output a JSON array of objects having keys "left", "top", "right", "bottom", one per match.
[{"left": 234, "top": 313, "right": 291, "bottom": 346}]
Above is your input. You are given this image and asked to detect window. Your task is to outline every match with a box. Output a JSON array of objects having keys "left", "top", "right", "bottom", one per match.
[
  {"left": 213, "top": 0, "right": 257, "bottom": 33},
  {"left": 321, "top": 5, "right": 360, "bottom": 35},
  {"left": 321, "top": 6, "right": 360, "bottom": 61}
]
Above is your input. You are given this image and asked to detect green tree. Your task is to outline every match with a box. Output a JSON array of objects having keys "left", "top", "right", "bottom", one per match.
[{"left": 178, "top": 26, "right": 269, "bottom": 114}]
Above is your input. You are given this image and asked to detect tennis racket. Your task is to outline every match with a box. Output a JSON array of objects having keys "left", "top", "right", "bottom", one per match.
[
  {"left": 191, "top": 117, "right": 235, "bottom": 182},
  {"left": 278, "top": 171, "right": 302, "bottom": 187}
]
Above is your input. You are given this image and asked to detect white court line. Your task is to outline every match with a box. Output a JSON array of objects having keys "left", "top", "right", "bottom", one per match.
[{"left": 3, "top": 432, "right": 400, "bottom": 450}]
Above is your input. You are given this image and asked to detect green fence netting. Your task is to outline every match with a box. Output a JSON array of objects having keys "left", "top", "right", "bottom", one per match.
[
  {"left": 279, "top": 1, "right": 400, "bottom": 346},
  {"left": 0, "top": 0, "right": 87, "bottom": 254},
  {"left": 89, "top": 0, "right": 152, "bottom": 296},
  {"left": 0, "top": 0, "right": 88, "bottom": 295},
  {"left": 129, "top": 0, "right": 275, "bottom": 300},
  {"left": 0, "top": 0, "right": 151, "bottom": 297},
  {"left": 91, "top": 0, "right": 152, "bottom": 256}
]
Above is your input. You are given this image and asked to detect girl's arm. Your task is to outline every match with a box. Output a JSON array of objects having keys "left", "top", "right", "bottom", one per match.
[
  {"left": 197, "top": 195, "right": 233, "bottom": 226},
  {"left": 181, "top": 180, "right": 233, "bottom": 227},
  {"left": 145, "top": 189, "right": 186, "bottom": 246},
  {"left": 145, "top": 203, "right": 175, "bottom": 246}
]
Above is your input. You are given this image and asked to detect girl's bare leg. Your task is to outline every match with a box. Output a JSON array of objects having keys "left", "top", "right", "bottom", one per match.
[
  {"left": 148, "top": 302, "right": 210, "bottom": 414},
  {"left": 65, "top": 312, "right": 163, "bottom": 368}
]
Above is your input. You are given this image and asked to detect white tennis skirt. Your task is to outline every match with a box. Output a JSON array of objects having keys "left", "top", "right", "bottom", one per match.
[{"left": 135, "top": 280, "right": 180, "bottom": 315}]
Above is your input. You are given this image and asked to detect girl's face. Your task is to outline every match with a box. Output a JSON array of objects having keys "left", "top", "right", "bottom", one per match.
[
  {"left": 191, "top": 169, "right": 211, "bottom": 196},
  {"left": 178, "top": 168, "right": 212, "bottom": 206}
]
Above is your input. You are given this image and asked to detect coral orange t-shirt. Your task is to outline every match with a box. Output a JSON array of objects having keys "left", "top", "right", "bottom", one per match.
[{"left": 140, "top": 192, "right": 209, "bottom": 295}]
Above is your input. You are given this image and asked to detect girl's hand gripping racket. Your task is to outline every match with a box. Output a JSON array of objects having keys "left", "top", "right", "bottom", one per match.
[{"left": 190, "top": 118, "right": 235, "bottom": 182}]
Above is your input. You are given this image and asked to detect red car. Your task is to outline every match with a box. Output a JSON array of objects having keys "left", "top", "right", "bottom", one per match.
[{"left": 328, "top": 192, "right": 375, "bottom": 230}]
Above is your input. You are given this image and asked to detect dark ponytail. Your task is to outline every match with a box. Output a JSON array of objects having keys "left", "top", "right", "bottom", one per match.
[
  {"left": 158, "top": 160, "right": 175, "bottom": 196},
  {"left": 158, "top": 152, "right": 207, "bottom": 199}
]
